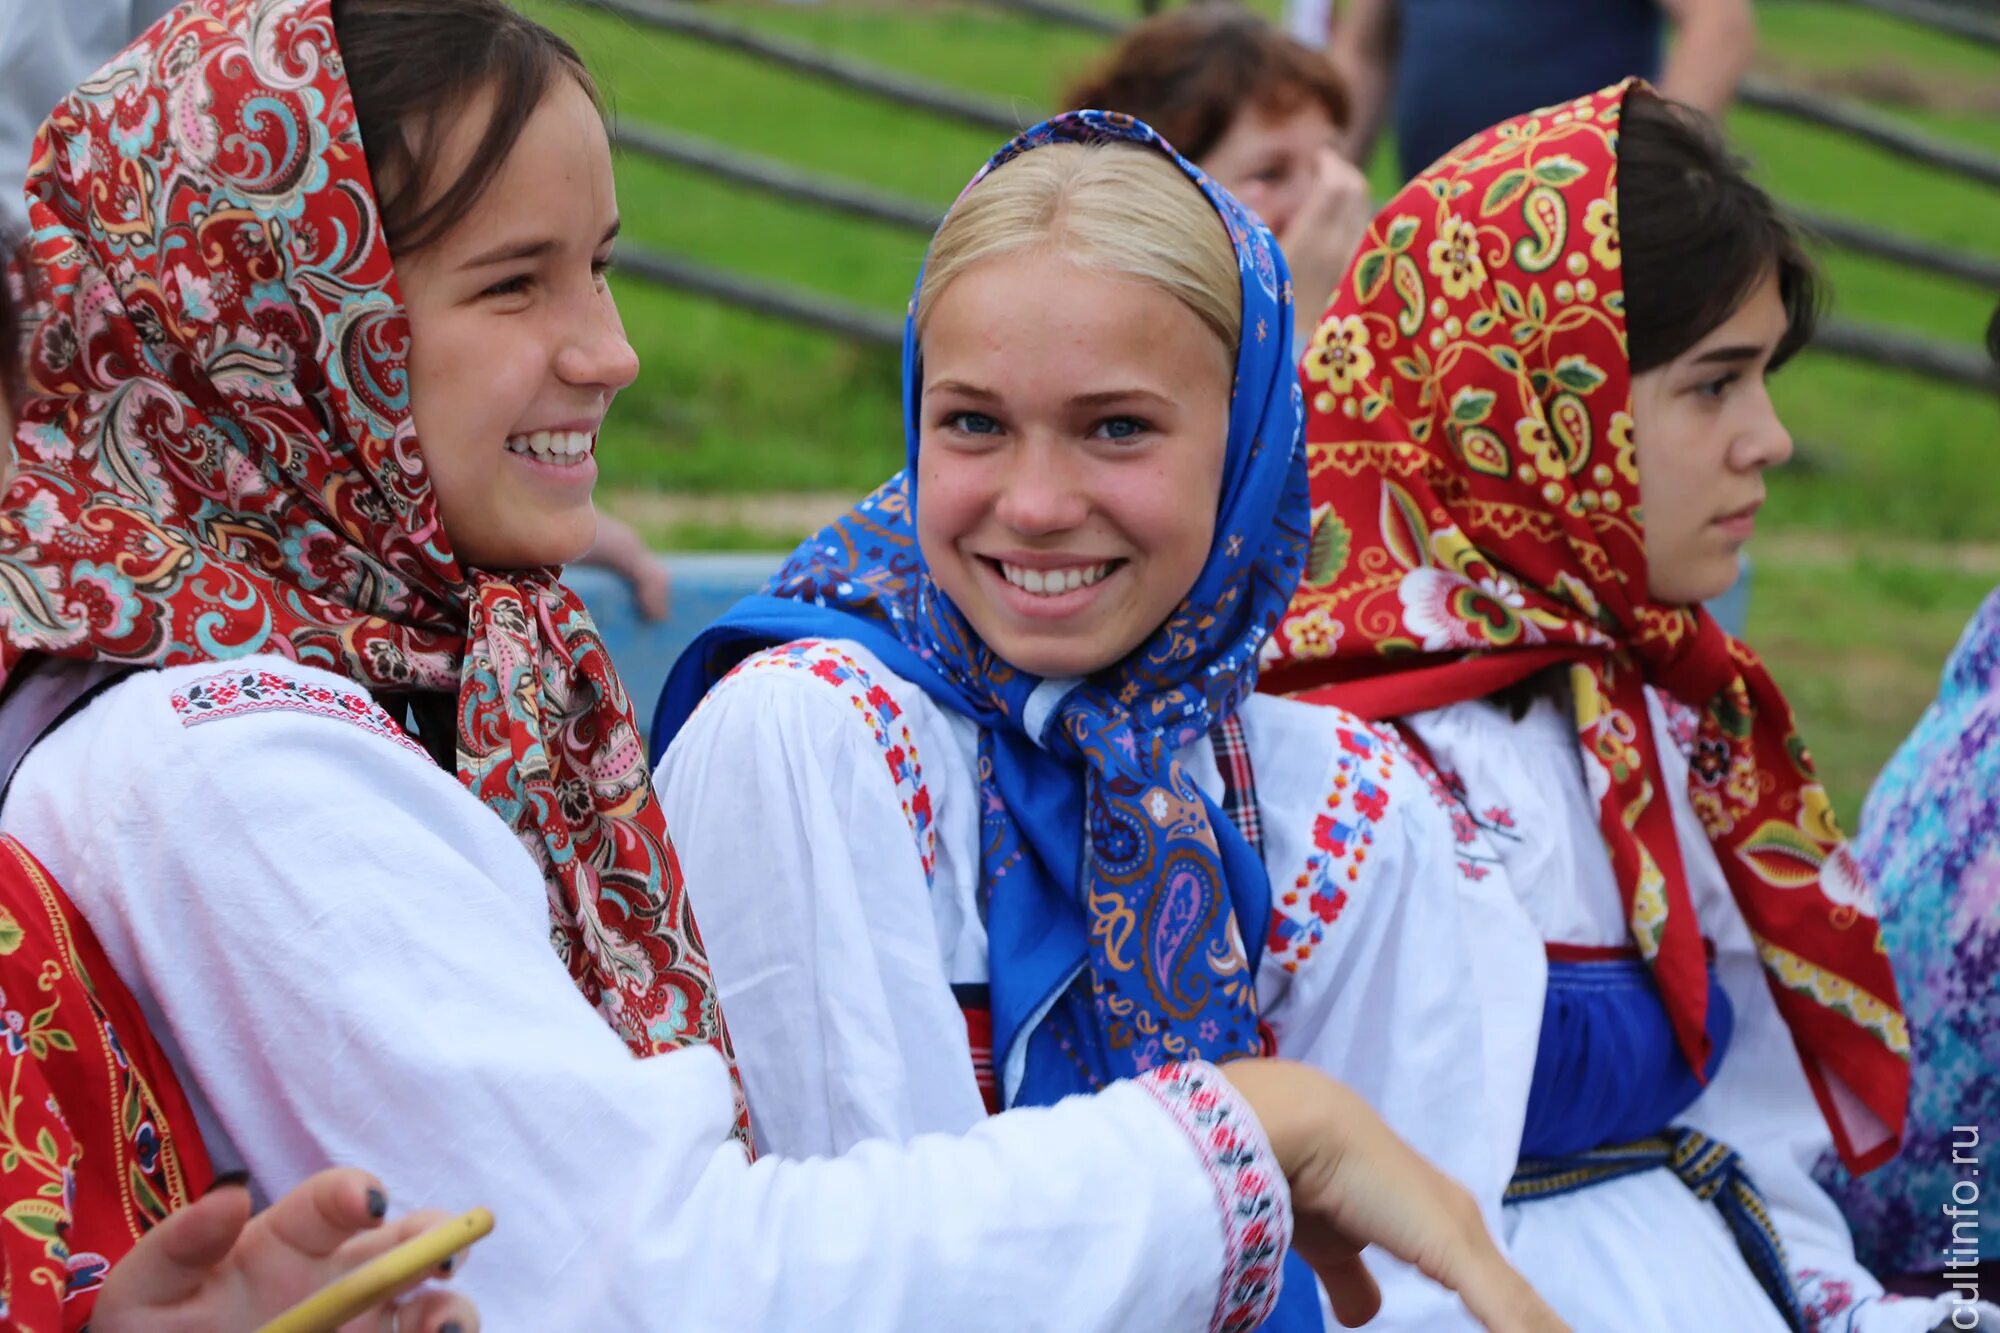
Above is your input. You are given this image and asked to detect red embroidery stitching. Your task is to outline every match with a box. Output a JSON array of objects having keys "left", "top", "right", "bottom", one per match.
[
  {"left": 1139, "top": 1063, "right": 1289, "bottom": 1332},
  {"left": 719, "top": 640, "right": 937, "bottom": 884},
  {"left": 1268, "top": 725, "right": 1398, "bottom": 975},
  {"left": 168, "top": 669, "right": 427, "bottom": 760}
]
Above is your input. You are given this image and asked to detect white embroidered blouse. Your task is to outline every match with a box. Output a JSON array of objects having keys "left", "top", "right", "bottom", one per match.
[
  {"left": 1403, "top": 686, "right": 1990, "bottom": 1333},
  {"left": 657, "top": 636, "right": 1536, "bottom": 1332},
  {"left": 2, "top": 653, "right": 1297, "bottom": 1331}
]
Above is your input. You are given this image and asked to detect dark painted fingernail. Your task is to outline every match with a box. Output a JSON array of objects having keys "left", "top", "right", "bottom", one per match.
[
  {"left": 439, "top": 1323, "right": 465, "bottom": 1333},
  {"left": 365, "top": 1186, "right": 388, "bottom": 1219},
  {"left": 203, "top": 1170, "right": 252, "bottom": 1196},
  {"left": 436, "top": 1253, "right": 456, "bottom": 1275}
]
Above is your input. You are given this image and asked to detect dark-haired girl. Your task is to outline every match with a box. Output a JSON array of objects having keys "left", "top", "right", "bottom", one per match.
[
  {"left": 0, "top": 1, "right": 1565, "bottom": 1326},
  {"left": 0, "top": 252, "right": 476, "bottom": 1332},
  {"left": 1262, "top": 82, "right": 1994, "bottom": 1331}
]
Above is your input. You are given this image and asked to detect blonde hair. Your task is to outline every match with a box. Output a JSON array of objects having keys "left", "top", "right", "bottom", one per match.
[{"left": 915, "top": 143, "right": 1240, "bottom": 359}]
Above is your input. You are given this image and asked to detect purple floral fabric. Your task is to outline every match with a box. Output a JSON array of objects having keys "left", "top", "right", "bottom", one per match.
[{"left": 1817, "top": 587, "right": 2000, "bottom": 1274}]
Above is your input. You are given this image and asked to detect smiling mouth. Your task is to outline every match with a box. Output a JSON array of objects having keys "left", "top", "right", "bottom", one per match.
[
  {"left": 504, "top": 429, "right": 595, "bottom": 466},
  {"left": 989, "top": 558, "right": 1123, "bottom": 596}
]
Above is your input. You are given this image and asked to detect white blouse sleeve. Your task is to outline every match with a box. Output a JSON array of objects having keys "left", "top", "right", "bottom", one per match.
[
  {"left": 3, "top": 663, "right": 1289, "bottom": 1331},
  {"left": 656, "top": 645, "right": 985, "bottom": 1153},
  {"left": 1248, "top": 704, "right": 1545, "bottom": 1332}
]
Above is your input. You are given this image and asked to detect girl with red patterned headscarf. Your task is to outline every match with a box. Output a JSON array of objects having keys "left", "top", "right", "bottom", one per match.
[
  {"left": 1263, "top": 81, "right": 1987, "bottom": 1332},
  {"left": 0, "top": 250, "right": 478, "bottom": 1329},
  {"left": 0, "top": 3, "right": 1566, "bottom": 1329}
]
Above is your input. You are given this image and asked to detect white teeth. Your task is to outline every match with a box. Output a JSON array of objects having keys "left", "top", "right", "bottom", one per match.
[
  {"left": 504, "top": 429, "right": 594, "bottom": 464},
  {"left": 998, "top": 561, "right": 1112, "bottom": 596}
]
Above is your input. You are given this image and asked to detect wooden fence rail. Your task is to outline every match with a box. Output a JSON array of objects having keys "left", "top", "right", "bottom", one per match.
[
  {"left": 572, "top": 0, "right": 1025, "bottom": 133},
  {"left": 576, "top": 0, "right": 2000, "bottom": 391}
]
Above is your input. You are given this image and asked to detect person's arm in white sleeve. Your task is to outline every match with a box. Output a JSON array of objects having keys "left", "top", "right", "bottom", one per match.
[
  {"left": 656, "top": 648, "right": 982, "bottom": 1155},
  {"left": 29, "top": 674, "right": 1279, "bottom": 1331}
]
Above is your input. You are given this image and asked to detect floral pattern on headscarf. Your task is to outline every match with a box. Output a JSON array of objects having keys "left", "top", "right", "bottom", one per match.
[
  {"left": 0, "top": 0, "right": 743, "bottom": 1142},
  {"left": 656, "top": 110, "right": 1309, "bottom": 1107},
  {"left": 1260, "top": 81, "right": 1906, "bottom": 1174}
]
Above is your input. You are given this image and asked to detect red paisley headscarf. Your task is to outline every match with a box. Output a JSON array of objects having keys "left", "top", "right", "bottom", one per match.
[
  {"left": 0, "top": 0, "right": 745, "bottom": 1143},
  {"left": 1261, "top": 81, "right": 1906, "bottom": 1173}
]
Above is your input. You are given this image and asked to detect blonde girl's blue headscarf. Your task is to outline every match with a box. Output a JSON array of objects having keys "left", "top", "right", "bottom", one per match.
[{"left": 657, "top": 109, "right": 1308, "bottom": 1114}]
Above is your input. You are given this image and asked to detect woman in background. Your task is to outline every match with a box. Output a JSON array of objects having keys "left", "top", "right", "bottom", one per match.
[{"left": 1063, "top": 3, "right": 1373, "bottom": 359}]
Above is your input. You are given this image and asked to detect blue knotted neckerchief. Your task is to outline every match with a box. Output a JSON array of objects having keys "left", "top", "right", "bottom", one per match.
[{"left": 654, "top": 114, "right": 1314, "bottom": 1319}]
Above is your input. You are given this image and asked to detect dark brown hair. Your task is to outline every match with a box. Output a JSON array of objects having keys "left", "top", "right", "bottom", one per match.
[
  {"left": 1061, "top": 4, "right": 1348, "bottom": 164},
  {"left": 332, "top": 0, "right": 600, "bottom": 255},
  {"left": 1619, "top": 88, "right": 1822, "bottom": 375}
]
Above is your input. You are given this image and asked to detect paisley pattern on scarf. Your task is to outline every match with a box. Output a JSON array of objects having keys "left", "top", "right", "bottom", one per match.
[
  {"left": 0, "top": 836, "right": 213, "bottom": 1327},
  {"left": 656, "top": 110, "right": 1308, "bottom": 1103},
  {"left": 1258, "top": 80, "right": 1907, "bottom": 1174},
  {"left": 0, "top": 0, "right": 741, "bottom": 1139}
]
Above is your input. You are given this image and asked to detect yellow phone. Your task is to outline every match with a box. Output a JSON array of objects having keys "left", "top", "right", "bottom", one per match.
[{"left": 254, "top": 1206, "right": 494, "bottom": 1333}]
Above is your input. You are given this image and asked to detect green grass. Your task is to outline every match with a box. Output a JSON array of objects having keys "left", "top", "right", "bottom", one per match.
[
  {"left": 526, "top": 0, "right": 1999, "bottom": 806},
  {"left": 530, "top": 0, "right": 2000, "bottom": 501},
  {"left": 1767, "top": 358, "right": 2000, "bottom": 540},
  {"left": 1748, "top": 540, "right": 1998, "bottom": 820},
  {"left": 1756, "top": 0, "right": 2000, "bottom": 90}
]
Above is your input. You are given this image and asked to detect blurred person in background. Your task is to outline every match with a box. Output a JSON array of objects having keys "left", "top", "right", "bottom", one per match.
[
  {"left": 1815, "top": 300, "right": 2000, "bottom": 1315},
  {"left": 1063, "top": 3, "right": 1373, "bottom": 359},
  {"left": 1307, "top": 0, "right": 1754, "bottom": 183}
]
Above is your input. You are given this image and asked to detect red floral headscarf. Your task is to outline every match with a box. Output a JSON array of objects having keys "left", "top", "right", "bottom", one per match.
[
  {"left": 1261, "top": 81, "right": 1905, "bottom": 1173},
  {"left": 0, "top": 0, "right": 745, "bottom": 1142}
]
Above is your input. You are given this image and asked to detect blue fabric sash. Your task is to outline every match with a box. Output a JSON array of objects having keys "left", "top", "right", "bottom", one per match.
[{"left": 1521, "top": 954, "right": 1734, "bottom": 1158}]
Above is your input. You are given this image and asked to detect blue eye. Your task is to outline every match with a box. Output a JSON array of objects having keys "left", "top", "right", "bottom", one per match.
[
  {"left": 1094, "top": 416, "right": 1149, "bottom": 441},
  {"left": 946, "top": 411, "right": 1001, "bottom": 435}
]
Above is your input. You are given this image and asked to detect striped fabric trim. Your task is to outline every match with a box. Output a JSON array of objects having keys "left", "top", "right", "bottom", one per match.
[
  {"left": 951, "top": 982, "right": 1002, "bottom": 1115},
  {"left": 1209, "top": 712, "right": 1265, "bottom": 858},
  {"left": 1544, "top": 938, "right": 1717, "bottom": 965}
]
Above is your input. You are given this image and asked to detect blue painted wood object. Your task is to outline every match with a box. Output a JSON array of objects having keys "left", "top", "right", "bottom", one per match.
[{"left": 566, "top": 553, "right": 783, "bottom": 739}]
